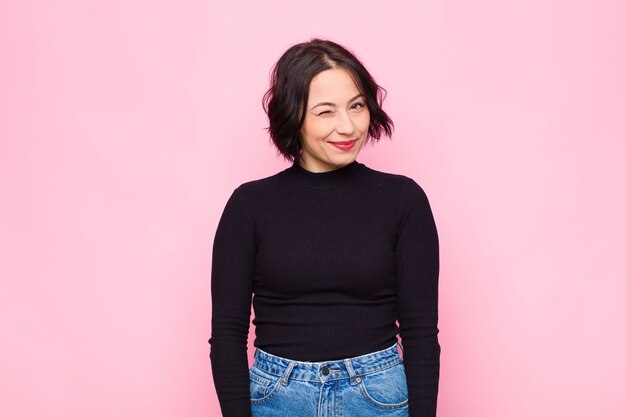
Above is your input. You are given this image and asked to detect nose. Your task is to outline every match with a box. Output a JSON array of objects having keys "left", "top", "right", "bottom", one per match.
[{"left": 335, "top": 110, "right": 356, "bottom": 136}]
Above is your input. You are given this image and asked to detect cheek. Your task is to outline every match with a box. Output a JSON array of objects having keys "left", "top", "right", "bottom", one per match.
[
  {"left": 303, "top": 119, "right": 334, "bottom": 139},
  {"left": 357, "top": 112, "right": 371, "bottom": 131}
]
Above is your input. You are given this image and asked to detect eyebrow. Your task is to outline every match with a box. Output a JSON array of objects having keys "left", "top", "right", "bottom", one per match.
[{"left": 311, "top": 93, "right": 365, "bottom": 110}]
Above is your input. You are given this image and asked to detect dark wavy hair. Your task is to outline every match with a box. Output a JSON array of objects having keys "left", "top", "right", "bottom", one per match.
[{"left": 262, "top": 38, "right": 394, "bottom": 162}]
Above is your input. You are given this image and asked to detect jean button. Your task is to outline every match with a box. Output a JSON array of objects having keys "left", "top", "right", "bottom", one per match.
[{"left": 321, "top": 366, "right": 330, "bottom": 376}]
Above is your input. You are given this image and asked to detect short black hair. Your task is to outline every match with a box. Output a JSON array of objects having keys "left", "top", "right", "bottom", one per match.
[{"left": 262, "top": 38, "right": 394, "bottom": 162}]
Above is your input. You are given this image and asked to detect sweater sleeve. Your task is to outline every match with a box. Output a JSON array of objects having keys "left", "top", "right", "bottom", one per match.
[
  {"left": 395, "top": 178, "right": 441, "bottom": 417},
  {"left": 208, "top": 186, "right": 255, "bottom": 417}
]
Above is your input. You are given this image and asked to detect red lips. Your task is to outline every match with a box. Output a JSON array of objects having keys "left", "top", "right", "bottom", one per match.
[{"left": 329, "top": 140, "right": 357, "bottom": 150}]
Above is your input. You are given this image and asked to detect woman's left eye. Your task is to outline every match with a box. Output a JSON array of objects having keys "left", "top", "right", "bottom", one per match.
[{"left": 351, "top": 102, "right": 365, "bottom": 110}]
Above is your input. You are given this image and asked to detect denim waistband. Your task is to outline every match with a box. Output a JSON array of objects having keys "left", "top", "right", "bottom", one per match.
[{"left": 252, "top": 340, "right": 404, "bottom": 384}]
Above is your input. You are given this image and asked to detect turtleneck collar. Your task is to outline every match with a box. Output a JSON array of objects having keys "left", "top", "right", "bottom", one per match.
[{"left": 287, "top": 158, "right": 365, "bottom": 190}]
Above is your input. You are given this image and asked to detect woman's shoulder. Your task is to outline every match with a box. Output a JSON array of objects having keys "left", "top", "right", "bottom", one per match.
[
  {"left": 228, "top": 166, "right": 292, "bottom": 202},
  {"left": 361, "top": 163, "right": 426, "bottom": 192},
  {"left": 361, "top": 164, "right": 435, "bottom": 215}
]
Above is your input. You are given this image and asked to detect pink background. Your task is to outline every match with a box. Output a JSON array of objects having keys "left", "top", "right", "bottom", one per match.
[{"left": 1, "top": 1, "right": 625, "bottom": 416}]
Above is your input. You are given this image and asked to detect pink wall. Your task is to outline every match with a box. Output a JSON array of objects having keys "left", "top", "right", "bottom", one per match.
[{"left": 1, "top": 1, "right": 625, "bottom": 416}]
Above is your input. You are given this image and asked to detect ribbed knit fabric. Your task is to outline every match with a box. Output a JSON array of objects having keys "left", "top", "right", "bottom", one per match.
[{"left": 209, "top": 159, "right": 440, "bottom": 417}]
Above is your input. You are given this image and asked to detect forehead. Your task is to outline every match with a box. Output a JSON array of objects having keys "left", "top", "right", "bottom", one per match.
[{"left": 308, "top": 68, "right": 361, "bottom": 99}]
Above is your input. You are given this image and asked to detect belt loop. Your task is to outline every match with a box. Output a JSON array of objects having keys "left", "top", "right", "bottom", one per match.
[
  {"left": 343, "top": 358, "right": 360, "bottom": 386},
  {"left": 280, "top": 361, "right": 296, "bottom": 386}
]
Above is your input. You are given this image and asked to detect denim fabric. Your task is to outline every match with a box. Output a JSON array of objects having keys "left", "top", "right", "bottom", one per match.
[{"left": 249, "top": 341, "right": 409, "bottom": 417}]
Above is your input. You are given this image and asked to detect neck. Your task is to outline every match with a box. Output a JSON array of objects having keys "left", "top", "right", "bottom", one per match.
[{"left": 287, "top": 158, "right": 364, "bottom": 190}]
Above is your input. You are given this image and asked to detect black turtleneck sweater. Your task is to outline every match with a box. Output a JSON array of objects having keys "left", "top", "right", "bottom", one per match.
[{"left": 208, "top": 159, "right": 440, "bottom": 417}]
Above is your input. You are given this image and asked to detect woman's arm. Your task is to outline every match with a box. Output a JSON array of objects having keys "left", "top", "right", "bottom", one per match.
[
  {"left": 208, "top": 186, "right": 255, "bottom": 417},
  {"left": 395, "top": 178, "right": 441, "bottom": 417}
]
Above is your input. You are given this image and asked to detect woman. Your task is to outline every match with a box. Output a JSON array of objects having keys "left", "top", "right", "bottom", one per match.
[{"left": 209, "top": 38, "right": 440, "bottom": 417}]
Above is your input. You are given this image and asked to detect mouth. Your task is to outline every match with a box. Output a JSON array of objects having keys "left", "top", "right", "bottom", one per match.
[{"left": 328, "top": 139, "right": 358, "bottom": 151}]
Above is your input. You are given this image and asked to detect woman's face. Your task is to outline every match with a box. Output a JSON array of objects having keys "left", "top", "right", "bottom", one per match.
[{"left": 299, "top": 67, "right": 370, "bottom": 172}]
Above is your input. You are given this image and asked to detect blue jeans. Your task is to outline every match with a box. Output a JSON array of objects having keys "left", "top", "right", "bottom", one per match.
[{"left": 249, "top": 341, "right": 409, "bottom": 417}]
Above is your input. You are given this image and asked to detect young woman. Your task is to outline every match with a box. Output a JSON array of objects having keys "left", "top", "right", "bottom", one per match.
[{"left": 209, "top": 38, "right": 440, "bottom": 417}]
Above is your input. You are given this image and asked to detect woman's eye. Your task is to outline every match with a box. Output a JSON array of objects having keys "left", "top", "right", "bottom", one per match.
[
  {"left": 318, "top": 110, "right": 331, "bottom": 116},
  {"left": 351, "top": 102, "right": 365, "bottom": 110}
]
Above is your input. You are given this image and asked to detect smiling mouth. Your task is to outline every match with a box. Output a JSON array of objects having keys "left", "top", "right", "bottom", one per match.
[
  {"left": 328, "top": 139, "right": 358, "bottom": 151},
  {"left": 329, "top": 139, "right": 358, "bottom": 144}
]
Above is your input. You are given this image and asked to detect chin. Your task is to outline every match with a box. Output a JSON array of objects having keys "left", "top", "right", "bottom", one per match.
[{"left": 331, "top": 156, "right": 357, "bottom": 166}]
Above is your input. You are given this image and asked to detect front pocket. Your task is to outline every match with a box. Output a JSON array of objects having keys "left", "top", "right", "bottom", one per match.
[
  {"left": 358, "top": 363, "right": 409, "bottom": 410},
  {"left": 249, "top": 371, "right": 271, "bottom": 401},
  {"left": 249, "top": 368, "right": 284, "bottom": 404}
]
